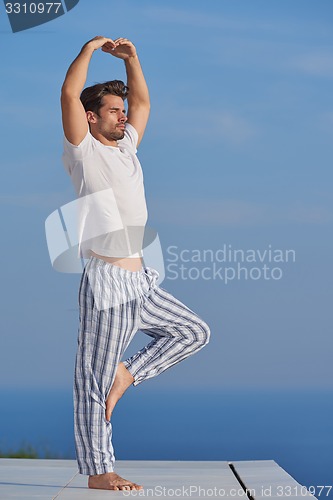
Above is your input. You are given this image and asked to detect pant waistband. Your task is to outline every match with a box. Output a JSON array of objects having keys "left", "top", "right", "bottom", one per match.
[
  {"left": 85, "top": 256, "right": 160, "bottom": 302},
  {"left": 87, "top": 256, "right": 145, "bottom": 278}
]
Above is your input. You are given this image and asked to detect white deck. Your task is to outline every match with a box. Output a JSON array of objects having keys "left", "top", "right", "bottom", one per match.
[{"left": 0, "top": 459, "right": 317, "bottom": 499}]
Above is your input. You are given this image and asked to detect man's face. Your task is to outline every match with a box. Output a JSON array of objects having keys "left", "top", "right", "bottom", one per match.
[{"left": 92, "top": 94, "right": 127, "bottom": 142}]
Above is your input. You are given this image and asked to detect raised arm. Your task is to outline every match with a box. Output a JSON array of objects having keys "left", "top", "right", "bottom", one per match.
[
  {"left": 61, "top": 36, "right": 115, "bottom": 146},
  {"left": 102, "top": 38, "right": 150, "bottom": 146}
]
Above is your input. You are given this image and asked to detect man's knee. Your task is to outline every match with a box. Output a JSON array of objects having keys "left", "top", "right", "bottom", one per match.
[
  {"left": 198, "top": 320, "right": 210, "bottom": 347},
  {"left": 190, "top": 319, "right": 210, "bottom": 350}
]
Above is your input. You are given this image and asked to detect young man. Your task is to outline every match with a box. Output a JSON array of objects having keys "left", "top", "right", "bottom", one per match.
[{"left": 61, "top": 36, "right": 211, "bottom": 491}]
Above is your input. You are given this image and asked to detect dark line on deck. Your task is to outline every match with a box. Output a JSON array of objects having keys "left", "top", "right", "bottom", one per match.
[{"left": 229, "top": 462, "right": 255, "bottom": 500}]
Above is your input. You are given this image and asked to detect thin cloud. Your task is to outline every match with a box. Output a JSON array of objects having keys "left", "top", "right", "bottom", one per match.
[
  {"left": 215, "top": 112, "right": 258, "bottom": 144},
  {"left": 0, "top": 191, "right": 73, "bottom": 210},
  {"left": 320, "top": 111, "right": 333, "bottom": 134},
  {"left": 149, "top": 106, "right": 258, "bottom": 145},
  {"left": 148, "top": 197, "right": 333, "bottom": 227},
  {"left": 144, "top": 7, "right": 333, "bottom": 80},
  {"left": 290, "top": 52, "right": 333, "bottom": 78},
  {"left": 144, "top": 6, "right": 329, "bottom": 38}
]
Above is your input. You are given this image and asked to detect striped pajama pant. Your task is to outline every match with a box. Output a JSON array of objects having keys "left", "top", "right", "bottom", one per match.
[{"left": 74, "top": 256, "right": 210, "bottom": 476}]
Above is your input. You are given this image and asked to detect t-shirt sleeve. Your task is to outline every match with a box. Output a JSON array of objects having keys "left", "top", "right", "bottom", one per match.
[
  {"left": 118, "top": 122, "right": 139, "bottom": 154},
  {"left": 62, "top": 131, "right": 93, "bottom": 175}
]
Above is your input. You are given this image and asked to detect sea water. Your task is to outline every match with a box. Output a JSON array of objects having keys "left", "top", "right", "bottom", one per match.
[{"left": 0, "top": 388, "right": 332, "bottom": 496}]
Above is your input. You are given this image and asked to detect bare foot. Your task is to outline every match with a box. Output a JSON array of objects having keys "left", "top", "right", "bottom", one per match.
[
  {"left": 105, "top": 362, "right": 134, "bottom": 420},
  {"left": 88, "top": 471, "right": 143, "bottom": 490}
]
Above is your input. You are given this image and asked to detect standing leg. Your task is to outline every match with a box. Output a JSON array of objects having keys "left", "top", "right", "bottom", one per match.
[
  {"left": 123, "top": 268, "right": 211, "bottom": 386},
  {"left": 73, "top": 258, "right": 142, "bottom": 480}
]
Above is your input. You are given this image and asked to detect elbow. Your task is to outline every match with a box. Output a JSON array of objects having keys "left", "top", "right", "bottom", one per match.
[
  {"left": 61, "top": 82, "right": 69, "bottom": 97},
  {"left": 61, "top": 84, "right": 80, "bottom": 102},
  {"left": 61, "top": 86, "right": 70, "bottom": 103}
]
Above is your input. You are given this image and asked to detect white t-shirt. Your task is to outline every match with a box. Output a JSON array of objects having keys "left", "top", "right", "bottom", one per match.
[{"left": 62, "top": 123, "right": 148, "bottom": 259}]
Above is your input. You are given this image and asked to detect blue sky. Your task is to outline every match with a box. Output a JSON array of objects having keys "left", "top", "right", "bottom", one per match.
[{"left": 0, "top": 0, "right": 332, "bottom": 392}]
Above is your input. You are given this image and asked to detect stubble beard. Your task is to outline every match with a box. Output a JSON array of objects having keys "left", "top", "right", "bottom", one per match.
[{"left": 98, "top": 122, "right": 125, "bottom": 142}]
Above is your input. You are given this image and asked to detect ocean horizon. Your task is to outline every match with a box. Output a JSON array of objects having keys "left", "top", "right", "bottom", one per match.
[{"left": 1, "top": 388, "right": 332, "bottom": 496}]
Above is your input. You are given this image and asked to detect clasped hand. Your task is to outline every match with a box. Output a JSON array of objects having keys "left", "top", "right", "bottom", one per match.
[{"left": 84, "top": 36, "right": 137, "bottom": 60}]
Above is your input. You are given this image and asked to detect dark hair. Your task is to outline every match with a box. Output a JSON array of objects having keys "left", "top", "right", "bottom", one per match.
[{"left": 80, "top": 80, "right": 129, "bottom": 115}]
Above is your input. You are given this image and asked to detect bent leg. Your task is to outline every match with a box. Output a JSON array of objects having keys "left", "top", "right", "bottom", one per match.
[{"left": 123, "top": 281, "right": 210, "bottom": 386}]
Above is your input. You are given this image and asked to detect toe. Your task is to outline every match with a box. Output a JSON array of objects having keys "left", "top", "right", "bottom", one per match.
[
  {"left": 134, "top": 483, "right": 143, "bottom": 490},
  {"left": 120, "top": 485, "right": 131, "bottom": 491}
]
